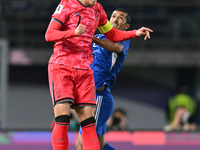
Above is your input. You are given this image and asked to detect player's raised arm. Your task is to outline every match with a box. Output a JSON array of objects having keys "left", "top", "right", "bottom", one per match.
[{"left": 98, "top": 21, "right": 153, "bottom": 42}]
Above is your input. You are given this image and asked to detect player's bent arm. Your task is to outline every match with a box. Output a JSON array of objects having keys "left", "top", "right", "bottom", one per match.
[
  {"left": 45, "top": 18, "right": 76, "bottom": 42},
  {"left": 93, "top": 37, "right": 123, "bottom": 53},
  {"left": 98, "top": 21, "right": 137, "bottom": 42}
]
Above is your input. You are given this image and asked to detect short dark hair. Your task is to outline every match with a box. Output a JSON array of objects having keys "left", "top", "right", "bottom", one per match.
[{"left": 115, "top": 8, "right": 131, "bottom": 24}]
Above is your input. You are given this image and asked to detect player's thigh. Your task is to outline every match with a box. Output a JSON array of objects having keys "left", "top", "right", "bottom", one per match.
[
  {"left": 54, "top": 102, "right": 71, "bottom": 117},
  {"left": 75, "top": 106, "right": 96, "bottom": 122},
  {"left": 71, "top": 68, "right": 96, "bottom": 108},
  {"left": 95, "top": 91, "right": 114, "bottom": 137},
  {"left": 95, "top": 91, "right": 114, "bottom": 126},
  {"left": 48, "top": 64, "right": 75, "bottom": 106}
]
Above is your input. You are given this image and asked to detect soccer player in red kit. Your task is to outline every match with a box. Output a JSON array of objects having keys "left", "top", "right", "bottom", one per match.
[{"left": 45, "top": 0, "right": 153, "bottom": 150}]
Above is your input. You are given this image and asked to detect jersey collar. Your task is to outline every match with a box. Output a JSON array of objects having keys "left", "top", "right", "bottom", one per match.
[{"left": 77, "top": 0, "right": 93, "bottom": 7}]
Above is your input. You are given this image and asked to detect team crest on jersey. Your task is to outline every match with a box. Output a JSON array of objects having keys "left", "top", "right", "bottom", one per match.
[
  {"left": 56, "top": 88, "right": 61, "bottom": 98},
  {"left": 94, "top": 10, "right": 99, "bottom": 21},
  {"left": 54, "top": 5, "right": 64, "bottom": 14}
]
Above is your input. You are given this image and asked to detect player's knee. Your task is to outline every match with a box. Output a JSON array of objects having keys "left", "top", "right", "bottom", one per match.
[
  {"left": 55, "top": 115, "right": 70, "bottom": 123},
  {"left": 80, "top": 117, "right": 96, "bottom": 128}
]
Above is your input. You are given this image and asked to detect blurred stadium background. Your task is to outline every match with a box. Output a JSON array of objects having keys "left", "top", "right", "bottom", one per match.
[{"left": 0, "top": 0, "right": 200, "bottom": 149}]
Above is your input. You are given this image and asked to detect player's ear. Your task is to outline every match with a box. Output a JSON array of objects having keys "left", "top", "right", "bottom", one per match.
[{"left": 124, "top": 24, "right": 130, "bottom": 30}]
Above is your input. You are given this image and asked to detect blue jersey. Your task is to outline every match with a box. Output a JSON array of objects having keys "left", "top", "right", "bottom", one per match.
[
  {"left": 91, "top": 34, "right": 130, "bottom": 89},
  {"left": 79, "top": 34, "right": 130, "bottom": 138}
]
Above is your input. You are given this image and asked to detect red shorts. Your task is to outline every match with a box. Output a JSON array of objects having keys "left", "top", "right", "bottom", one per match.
[{"left": 48, "top": 63, "right": 96, "bottom": 108}]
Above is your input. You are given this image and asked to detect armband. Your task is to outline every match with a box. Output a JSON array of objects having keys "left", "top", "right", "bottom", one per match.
[{"left": 98, "top": 21, "right": 113, "bottom": 33}]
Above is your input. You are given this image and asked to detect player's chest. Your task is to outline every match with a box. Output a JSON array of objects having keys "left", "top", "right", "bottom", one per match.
[{"left": 66, "top": 7, "right": 100, "bottom": 27}]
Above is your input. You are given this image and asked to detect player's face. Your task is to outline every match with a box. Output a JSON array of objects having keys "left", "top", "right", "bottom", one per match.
[
  {"left": 110, "top": 10, "right": 130, "bottom": 31},
  {"left": 82, "top": 0, "right": 97, "bottom": 6}
]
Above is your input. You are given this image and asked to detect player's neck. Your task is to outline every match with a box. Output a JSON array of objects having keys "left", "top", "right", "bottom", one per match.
[{"left": 78, "top": 0, "right": 93, "bottom": 7}]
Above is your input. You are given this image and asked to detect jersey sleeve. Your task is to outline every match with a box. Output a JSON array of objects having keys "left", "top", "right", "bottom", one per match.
[
  {"left": 45, "top": 0, "right": 76, "bottom": 41},
  {"left": 52, "top": 0, "right": 69, "bottom": 24},
  {"left": 45, "top": 20, "right": 76, "bottom": 42},
  {"left": 119, "top": 40, "right": 130, "bottom": 55}
]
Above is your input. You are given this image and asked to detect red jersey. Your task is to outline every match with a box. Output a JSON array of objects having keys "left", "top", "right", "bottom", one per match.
[{"left": 49, "top": 0, "right": 108, "bottom": 69}]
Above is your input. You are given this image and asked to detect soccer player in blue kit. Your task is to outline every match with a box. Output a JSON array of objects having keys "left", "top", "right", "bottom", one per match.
[{"left": 76, "top": 8, "right": 153, "bottom": 150}]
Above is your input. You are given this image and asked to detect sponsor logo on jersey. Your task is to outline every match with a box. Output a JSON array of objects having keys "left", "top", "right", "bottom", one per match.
[
  {"left": 75, "top": 12, "right": 82, "bottom": 15},
  {"left": 91, "top": 98, "right": 95, "bottom": 101},
  {"left": 57, "top": 138, "right": 65, "bottom": 141}
]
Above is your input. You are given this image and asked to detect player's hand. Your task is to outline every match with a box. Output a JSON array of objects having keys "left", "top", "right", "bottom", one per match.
[
  {"left": 136, "top": 27, "right": 153, "bottom": 40},
  {"left": 75, "top": 24, "right": 86, "bottom": 35}
]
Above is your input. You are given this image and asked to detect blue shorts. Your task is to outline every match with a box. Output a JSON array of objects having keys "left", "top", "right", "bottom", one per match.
[{"left": 79, "top": 88, "right": 114, "bottom": 137}]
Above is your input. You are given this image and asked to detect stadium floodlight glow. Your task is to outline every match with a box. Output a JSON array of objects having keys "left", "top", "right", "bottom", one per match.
[{"left": 0, "top": 38, "right": 9, "bottom": 129}]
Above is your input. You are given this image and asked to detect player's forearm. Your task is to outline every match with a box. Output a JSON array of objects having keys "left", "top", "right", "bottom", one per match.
[
  {"left": 45, "top": 20, "right": 76, "bottom": 42},
  {"left": 104, "top": 28, "right": 137, "bottom": 42},
  {"left": 93, "top": 37, "right": 123, "bottom": 53}
]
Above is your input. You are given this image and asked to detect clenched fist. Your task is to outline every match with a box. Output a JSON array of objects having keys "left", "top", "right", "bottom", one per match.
[{"left": 75, "top": 24, "right": 86, "bottom": 35}]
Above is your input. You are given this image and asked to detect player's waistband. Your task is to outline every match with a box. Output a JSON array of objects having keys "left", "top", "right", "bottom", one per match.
[{"left": 96, "top": 85, "right": 110, "bottom": 92}]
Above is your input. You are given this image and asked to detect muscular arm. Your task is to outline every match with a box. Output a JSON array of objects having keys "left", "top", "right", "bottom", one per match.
[{"left": 93, "top": 37, "right": 123, "bottom": 53}]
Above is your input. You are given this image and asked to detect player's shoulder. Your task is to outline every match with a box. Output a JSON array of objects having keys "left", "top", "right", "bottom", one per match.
[
  {"left": 61, "top": 0, "right": 75, "bottom": 5},
  {"left": 93, "top": 2, "right": 103, "bottom": 10},
  {"left": 95, "top": 2, "right": 102, "bottom": 6},
  {"left": 60, "top": 0, "right": 69, "bottom": 3}
]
